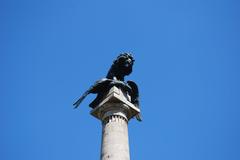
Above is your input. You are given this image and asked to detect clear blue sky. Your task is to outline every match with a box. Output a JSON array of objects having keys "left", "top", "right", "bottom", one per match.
[{"left": 1, "top": 0, "right": 240, "bottom": 160}]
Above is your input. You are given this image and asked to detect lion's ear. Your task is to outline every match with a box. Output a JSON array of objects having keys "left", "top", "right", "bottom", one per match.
[{"left": 113, "top": 59, "right": 117, "bottom": 64}]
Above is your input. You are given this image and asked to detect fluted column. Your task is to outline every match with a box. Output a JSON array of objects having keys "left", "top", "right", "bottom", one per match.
[
  {"left": 91, "top": 86, "right": 140, "bottom": 160},
  {"left": 101, "top": 114, "right": 129, "bottom": 160}
]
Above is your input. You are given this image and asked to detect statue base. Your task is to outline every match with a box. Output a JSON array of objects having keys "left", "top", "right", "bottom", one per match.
[{"left": 91, "top": 86, "right": 140, "bottom": 121}]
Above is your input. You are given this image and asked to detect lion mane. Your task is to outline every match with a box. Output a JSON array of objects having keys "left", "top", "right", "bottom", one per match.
[{"left": 106, "top": 53, "right": 135, "bottom": 81}]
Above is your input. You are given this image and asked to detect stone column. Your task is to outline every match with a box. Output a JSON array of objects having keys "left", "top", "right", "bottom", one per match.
[{"left": 91, "top": 86, "right": 140, "bottom": 160}]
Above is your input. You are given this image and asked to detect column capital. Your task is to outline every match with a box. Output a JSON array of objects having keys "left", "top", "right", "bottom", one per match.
[{"left": 91, "top": 86, "right": 140, "bottom": 122}]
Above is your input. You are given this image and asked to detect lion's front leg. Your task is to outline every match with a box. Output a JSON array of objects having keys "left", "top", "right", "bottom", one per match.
[{"left": 110, "top": 80, "right": 132, "bottom": 93}]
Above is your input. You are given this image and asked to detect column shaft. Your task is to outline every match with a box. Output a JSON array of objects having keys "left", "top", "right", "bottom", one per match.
[{"left": 100, "top": 115, "right": 130, "bottom": 160}]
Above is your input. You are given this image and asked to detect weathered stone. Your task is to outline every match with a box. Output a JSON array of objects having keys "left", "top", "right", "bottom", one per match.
[
  {"left": 91, "top": 86, "right": 140, "bottom": 121},
  {"left": 91, "top": 86, "right": 140, "bottom": 160}
]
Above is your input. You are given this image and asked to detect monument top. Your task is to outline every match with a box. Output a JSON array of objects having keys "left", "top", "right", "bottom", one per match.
[{"left": 73, "top": 53, "right": 142, "bottom": 121}]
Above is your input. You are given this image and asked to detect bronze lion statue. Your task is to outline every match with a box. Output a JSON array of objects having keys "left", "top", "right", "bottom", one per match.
[{"left": 73, "top": 53, "right": 141, "bottom": 121}]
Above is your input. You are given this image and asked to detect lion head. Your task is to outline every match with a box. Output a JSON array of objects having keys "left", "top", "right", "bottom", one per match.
[{"left": 106, "top": 53, "right": 135, "bottom": 80}]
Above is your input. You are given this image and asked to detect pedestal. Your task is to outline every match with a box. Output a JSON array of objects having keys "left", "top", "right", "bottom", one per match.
[{"left": 91, "top": 86, "right": 140, "bottom": 160}]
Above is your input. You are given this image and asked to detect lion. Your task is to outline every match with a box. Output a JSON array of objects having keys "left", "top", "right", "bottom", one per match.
[{"left": 73, "top": 53, "right": 141, "bottom": 121}]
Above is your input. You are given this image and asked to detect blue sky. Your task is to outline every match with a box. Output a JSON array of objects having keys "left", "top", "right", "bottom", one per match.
[{"left": 1, "top": 0, "right": 240, "bottom": 160}]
